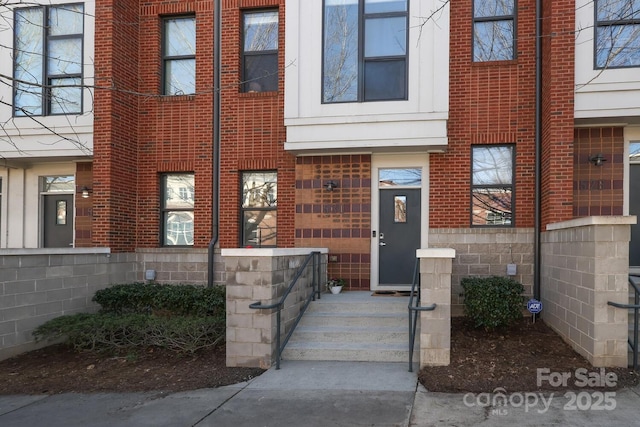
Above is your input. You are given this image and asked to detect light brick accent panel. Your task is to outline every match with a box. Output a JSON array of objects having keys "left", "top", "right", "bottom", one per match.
[
  {"left": 417, "top": 248, "right": 455, "bottom": 367},
  {"left": 541, "top": 216, "right": 636, "bottom": 367},
  {"left": 223, "top": 248, "right": 327, "bottom": 368},
  {"left": 0, "top": 249, "right": 137, "bottom": 361},
  {"left": 430, "top": 228, "right": 534, "bottom": 316}
]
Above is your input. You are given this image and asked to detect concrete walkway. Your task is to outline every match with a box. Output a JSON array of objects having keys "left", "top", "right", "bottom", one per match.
[{"left": 1, "top": 361, "right": 639, "bottom": 427}]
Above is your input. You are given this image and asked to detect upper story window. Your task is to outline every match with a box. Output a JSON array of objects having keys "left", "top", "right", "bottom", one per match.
[
  {"left": 595, "top": 0, "right": 640, "bottom": 68},
  {"left": 242, "top": 10, "right": 279, "bottom": 92},
  {"left": 322, "top": 0, "right": 408, "bottom": 103},
  {"left": 162, "top": 173, "right": 195, "bottom": 246},
  {"left": 13, "top": 4, "right": 84, "bottom": 116},
  {"left": 163, "top": 16, "right": 196, "bottom": 95},
  {"left": 473, "top": 0, "right": 516, "bottom": 62},
  {"left": 471, "top": 145, "right": 514, "bottom": 226}
]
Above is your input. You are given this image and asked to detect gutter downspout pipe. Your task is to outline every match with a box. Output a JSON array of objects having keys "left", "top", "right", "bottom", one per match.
[
  {"left": 534, "top": 0, "right": 542, "bottom": 300},
  {"left": 208, "top": 0, "right": 222, "bottom": 288}
]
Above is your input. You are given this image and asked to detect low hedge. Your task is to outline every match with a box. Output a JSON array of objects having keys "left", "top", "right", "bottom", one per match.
[
  {"left": 93, "top": 283, "right": 225, "bottom": 318},
  {"left": 33, "top": 313, "right": 224, "bottom": 353},
  {"left": 34, "top": 283, "right": 226, "bottom": 354},
  {"left": 461, "top": 276, "right": 524, "bottom": 330}
]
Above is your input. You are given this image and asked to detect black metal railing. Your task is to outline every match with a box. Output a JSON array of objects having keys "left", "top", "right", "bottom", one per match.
[
  {"left": 408, "top": 258, "right": 436, "bottom": 372},
  {"left": 607, "top": 275, "right": 640, "bottom": 371},
  {"left": 249, "top": 251, "right": 322, "bottom": 370}
]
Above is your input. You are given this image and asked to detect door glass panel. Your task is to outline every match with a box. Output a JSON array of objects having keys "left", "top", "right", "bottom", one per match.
[
  {"left": 394, "top": 195, "right": 407, "bottom": 222},
  {"left": 379, "top": 168, "right": 421, "bottom": 186},
  {"left": 630, "top": 142, "right": 640, "bottom": 161},
  {"left": 56, "top": 200, "right": 67, "bottom": 225}
]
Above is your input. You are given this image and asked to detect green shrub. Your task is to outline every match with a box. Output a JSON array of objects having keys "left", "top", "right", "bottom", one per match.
[
  {"left": 93, "top": 283, "right": 225, "bottom": 318},
  {"left": 33, "top": 313, "right": 224, "bottom": 353},
  {"left": 461, "top": 276, "right": 524, "bottom": 330}
]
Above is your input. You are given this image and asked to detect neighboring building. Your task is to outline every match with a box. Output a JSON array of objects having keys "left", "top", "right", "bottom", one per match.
[
  {"left": 1, "top": 0, "right": 638, "bottom": 296},
  {"left": 0, "top": 1, "right": 95, "bottom": 248}
]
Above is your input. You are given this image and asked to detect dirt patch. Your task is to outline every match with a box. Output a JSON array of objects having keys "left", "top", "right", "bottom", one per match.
[
  {"left": 1, "top": 318, "right": 637, "bottom": 395},
  {"left": 0, "top": 345, "right": 264, "bottom": 395},
  {"left": 419, "top": 317, "right": 639, "bottom": 393}
]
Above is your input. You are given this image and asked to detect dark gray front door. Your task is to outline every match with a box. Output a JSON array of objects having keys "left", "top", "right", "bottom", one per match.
[
  {"left": 631, "top": 164, "right": 640, "bottom": 267},
  {"left": 43, "top": 194, "right": 73, "bottom": 248},
  {"left": 378, "top": 189, "right": 421, "bottom": 286}
]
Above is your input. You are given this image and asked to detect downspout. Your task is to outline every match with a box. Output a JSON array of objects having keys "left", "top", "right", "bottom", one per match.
[
  {"left": 533, "top": 0, "right": 542, "bottom": 300},
  {"left": 208, "top": 0, "right": 222, "bottom": 288}
]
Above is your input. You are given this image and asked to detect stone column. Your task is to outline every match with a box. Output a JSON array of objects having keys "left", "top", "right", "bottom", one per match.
[{"left": 417, "top": 248, "right": 455, "bottom": 367}]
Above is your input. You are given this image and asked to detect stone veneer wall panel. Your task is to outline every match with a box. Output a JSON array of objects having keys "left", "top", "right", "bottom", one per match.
[
  {"left": 429, "top": 228, "right": 534, "bottom": 316},
  {"left": 541, "top": 216, "right": 634, "bottom": 367}
]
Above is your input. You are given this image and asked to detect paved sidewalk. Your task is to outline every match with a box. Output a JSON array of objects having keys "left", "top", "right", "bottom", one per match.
[{"left": 1, "top": 361, "right": 639, "bottom": 427}]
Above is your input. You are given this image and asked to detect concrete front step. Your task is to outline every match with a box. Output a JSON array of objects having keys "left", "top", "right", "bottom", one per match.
[
  {"left": 299, "top": 312, "right": 407, "bottom": 328},
  {"left": 289, "top": 325, "right": 408, "bottom": 344},
  {"left": 282, "top": 341, "right": 416, "bottom": 363},
  {"left": 283, "top": 291, "right": 418, "bottom": 363}
]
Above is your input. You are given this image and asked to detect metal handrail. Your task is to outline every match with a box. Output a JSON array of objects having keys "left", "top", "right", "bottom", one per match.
[
  {"left": 249, "top": 251, "right": 322, "bottom": 369},
  {"left": 607, "top": 275, "right": 640, "bottom": 371},
  {"left": 408, "top": 257, "right": 436, "bottom": 372}
]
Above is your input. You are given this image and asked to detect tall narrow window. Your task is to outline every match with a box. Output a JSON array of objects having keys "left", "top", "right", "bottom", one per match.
[
  {"left": 595, "top": 0, "right": 640, "bottom": 68},
  {"left": 242, "top": 10, "right": 278, "bottom": 92},
  {"left": 471, "top": 145, "right": 514, "bottom": 226},
  {"left": 473, "top": 0, "right": 516, "bottom": 62},
  {"left": 323, "top": 0, "right": 408, "bottom": 103},
  {"left": 163, "top": 16, "right": 196, "bottom": 95},
  {"left": 13, "top": 4, "right": 84, "bottom": 116},
  {"left": 162, "top": 174, "right": 195, "bottom": 246},
  {"left": 241, "top": 171, "right": 277, "bottom": 247}
]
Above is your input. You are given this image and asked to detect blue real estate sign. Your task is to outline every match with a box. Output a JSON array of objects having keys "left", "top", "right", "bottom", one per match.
[{"left": 527, "top": 298, "right": 543, "bottom": 314}]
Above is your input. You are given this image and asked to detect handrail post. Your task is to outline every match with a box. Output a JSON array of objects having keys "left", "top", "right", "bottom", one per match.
[
  {"left": 635, "top": 283, "right": 639, "bottom": 371},
  {"left": 275, "top": 309, "right": 281, "bottom": 370}
]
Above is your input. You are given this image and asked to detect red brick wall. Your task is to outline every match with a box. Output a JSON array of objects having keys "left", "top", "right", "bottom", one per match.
[
  {"left": 573, "top": 128, "right": 624, "bottom": 216},
  {"left": 93, "top": 0, "right": 140, "bottom": 252},
  {"left": 93, "top": 0, "right": 292, "bottom": 251},
  {"left": 136, "top": 1, "right": 214, "bottom": 248},
  {"left": 295, "top": 155, "right": 372, "bottom": 290},
  {"left": 75, "top": 162, "right": 93, "bottom": 247},
  {"left": 540, "top": 0, "right": 575, "bottom": 227},
  {"left": 218, "top": 0, "right": 294, "bottom": 249},
  {"left": 432, "top": 0, "right": 536, "bottom": 228}
]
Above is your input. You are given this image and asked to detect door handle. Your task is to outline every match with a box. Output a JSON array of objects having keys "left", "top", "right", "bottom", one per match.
[{"left": 379, "top": 242, "right": 386, "bottom": 246}]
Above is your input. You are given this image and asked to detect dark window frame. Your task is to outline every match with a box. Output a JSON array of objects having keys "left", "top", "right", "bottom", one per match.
[
  {"left": 241, "top": 8, "right": 279, "bottom": 93},
  {"left": 161, "top": 15, "right": 196, "bottom": 96},
  {"left": 321, "top": 0, "right": 409, "bottom": 104},
  {"left": 240, "top": 170, "right": 277, "bottom": 248},
  {"left": 160, "top": 173, "right": 195, "bottom": 247},
  {"left": 470, "top": 144, "right": 515, "bottom": 227},
  {"left": 472, "top": 0, "right": 517, "bottom": 62},
  {"left": 594, "top": 0, "right": 640, "bottom": 69},
  {"left": 13, "top": 3, "right": 84, "bottom": 117}
]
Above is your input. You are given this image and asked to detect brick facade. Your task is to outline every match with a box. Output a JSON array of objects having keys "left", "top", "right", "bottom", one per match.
[
  {"left": 573, "top": 127, "right": 625, "bottom": 217},
  {"left": 294, "top": 155, "right": 372, "bottom": 290},
  {"left": 431, "top": 0, "right": 537, "bottom": 229}
]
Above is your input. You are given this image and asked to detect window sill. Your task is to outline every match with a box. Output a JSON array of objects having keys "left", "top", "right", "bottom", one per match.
[
  {"left": 239, "top": 91, "right": 279, "bottom": 99},
  {"left": 160, "top": 95, "right": 196, "bottom": 102},
  {"left": 471, "top": 59, "right": 518, "bottom": 68}
]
